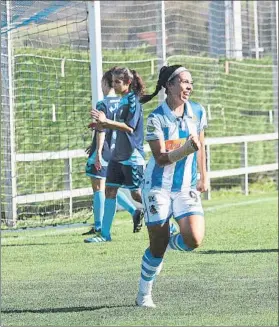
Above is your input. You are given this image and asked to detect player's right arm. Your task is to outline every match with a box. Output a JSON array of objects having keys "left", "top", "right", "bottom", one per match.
[
  {"left": 95, "top": 131, "right": 105, "bottom": 170},
  {"left": 91, "top": 109, "right": 133, "bottom": 133},
  {"left": 94, "top": 101, "right": 107, "bottom": 170},
  {"left": 146, "top": 115, "right": 200, "bottom": 167}
]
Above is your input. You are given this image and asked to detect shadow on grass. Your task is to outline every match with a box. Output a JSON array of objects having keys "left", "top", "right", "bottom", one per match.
[
  {"left": 198, "top": 249, "right": 278, "bottom": 254},
  {"left": 2, "top": 304, "right": 136, "bottom": 314}
]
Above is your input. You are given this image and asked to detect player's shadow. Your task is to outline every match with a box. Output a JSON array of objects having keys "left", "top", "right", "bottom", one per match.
[
  {"left": 2, "top": 304, "right": 135, "bottom": 314},
  {"left": 198, "top": 249, "right": 278, "bottom": 254}
]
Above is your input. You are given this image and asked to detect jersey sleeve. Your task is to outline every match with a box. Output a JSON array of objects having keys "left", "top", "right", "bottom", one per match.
[
  {"left": 145, "top": 114, "right": 164, "bottom": 141},
  {"left": 124, "top": 94, "right": 142, "bottom": 130},
  {"left": 199, "top": 105, "right": 208, "bottom": 133},
  {"left": 96, "top": 100, "right": 108, "bottom": 116},
  {"left": 95, "top": 100, "right": 107, "bottom": 132}
]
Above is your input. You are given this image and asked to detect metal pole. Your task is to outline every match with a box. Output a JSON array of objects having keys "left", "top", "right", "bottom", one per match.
[
  {"left": 233, "top": 1, "right": 243, "bottom": 60},
  {"left": 241, "top": 142, "right": 249, "bottom": 195},
  {"left": 204, "top": 145, "right": 211, "bottom": 200},
  {"left": 225, "top": 1, "right": 233, "bottom": 59},
  {"left": 271, "top": 0, "right": 278, "bottom": 189},
  {"left": 276, "top": 0, "right": 278, "bottom": 61},
  {"left": 156, "top": 1, "right": 167, "bottom": 103},
  {"left": 160, "top": 1, "right": 166, "bottom": 67},
  {"left": 3, "top": 0, "right": 17, "bottom": 226},
  {"left": 253, "top": 1, "right": 259, "bottom": 59},
  {"left": 87, "top": 1, "right": 103, "bottom": 106}
]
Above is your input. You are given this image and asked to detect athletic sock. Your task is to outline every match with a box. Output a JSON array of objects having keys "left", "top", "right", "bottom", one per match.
[
  {"left": 168, "top": 233, "right": 193, "bottom": 251},
  {"left": 138, "top": 248, "right": 163, "bottom": 296},
  {"left": 93, "top": 191, "right": 105, "bottom": 230},
  {"left": 101, "top": 198, "right": 117, "bottom": 239},
  {"left": 117, "top": 190, "right": 136, "bottom": 216}
]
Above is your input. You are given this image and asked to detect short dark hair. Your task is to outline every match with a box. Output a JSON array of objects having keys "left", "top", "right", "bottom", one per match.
[{"left": 102, "top": 66, "right": 119, "bottom": 88}]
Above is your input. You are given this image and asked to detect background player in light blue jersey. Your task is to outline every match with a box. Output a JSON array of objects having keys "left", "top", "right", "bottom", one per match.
[
  {"left": 88, "top": 67, "right": 146, "bottom": 242},
  {"left": 135, "top": 65, "right": 208, "bottom": 308},
  {"left": 84, "top": 68, "right": 143, "bottom": 240}
]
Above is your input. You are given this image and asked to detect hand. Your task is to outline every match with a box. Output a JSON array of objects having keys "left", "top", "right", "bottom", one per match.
[
  {"left": 91, "top": 109, "right": 107, "bottom": 124},
  {"left": 188, "top": 134, "right": 201, "bottom": 151},
  {"left": 197, "top": 178, "right": 208, "bottom": 193},
  {"left": 85, "top": 144, "right": 91, "bottom": 155},
  {"left": 94, "top": 153, "right": 102, "bottom": 171},
  {"left": 88, "top": 122, "right": 97, "bottom": 130}
]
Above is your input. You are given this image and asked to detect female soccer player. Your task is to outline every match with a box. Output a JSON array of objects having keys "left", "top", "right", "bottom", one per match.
[
  {"left": 135, "top": 65, "right": 208, "bottom": 308},
  {"left": 84, "top": 68, "right": 143, "bottom": 241},
  {"left": 88, "top": 67, "right": 146, "bottom": 242}
]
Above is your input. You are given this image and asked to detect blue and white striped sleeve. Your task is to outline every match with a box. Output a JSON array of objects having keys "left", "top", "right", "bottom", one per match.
[
  {"left": 199, "top": 105, "right": 208, "bottom": 132},
  {"left": 145, "top": 114, "right": 164, "bottom": 141}
]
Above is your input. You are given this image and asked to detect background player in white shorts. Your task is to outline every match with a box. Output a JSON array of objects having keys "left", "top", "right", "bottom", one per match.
[{"left": 135, "top": 65, "right": 208, "bottom": 308}]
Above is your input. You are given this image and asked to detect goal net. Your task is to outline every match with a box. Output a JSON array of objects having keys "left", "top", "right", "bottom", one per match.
[{"left": 1, "top": 0, "right": 277, "bottom": 227}]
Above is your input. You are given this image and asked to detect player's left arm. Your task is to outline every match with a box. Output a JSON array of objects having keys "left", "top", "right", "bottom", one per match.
[
  {"left": 197, "top": 130, "right": 208, "bottom": 193},
  {"left": 197, "top": 104, "right": 208, "bottom": 193}
]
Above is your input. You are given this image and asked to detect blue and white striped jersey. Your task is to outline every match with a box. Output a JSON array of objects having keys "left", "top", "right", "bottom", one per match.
[{"left": 143, "top": 100, "right": 207, "bottom": 192}]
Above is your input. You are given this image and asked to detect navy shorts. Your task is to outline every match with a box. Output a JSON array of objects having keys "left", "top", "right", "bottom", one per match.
[
  {"left": 85, "top": 156, "right": 107, "bottom": 179},
  {"left": 106, "top": 160, "right": 144, "bottom": 190}
]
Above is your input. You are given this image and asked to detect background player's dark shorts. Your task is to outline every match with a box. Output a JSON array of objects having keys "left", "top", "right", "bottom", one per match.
[
  {"left": 106, "top": 160, "right": 143, "bottom": 190},
  {"left": 85, "top": 158, "right": 107, "bottom": 179}
]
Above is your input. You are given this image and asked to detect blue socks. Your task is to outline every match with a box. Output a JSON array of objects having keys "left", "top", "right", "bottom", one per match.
[
  {"left": 168, "top": 233, "right": 194, "bottom": 251},
  {"left": 138, "top": 248, "right": 163, "bottom": 295},
  {"left": 93, "top": 190, "right": 136, "bottom": 237},
  {"left": 101, "top": 198, "right": 117, "bottom": 239},
  {"left": 93, "top": 191, "right": 105, "bottom": 231},
  {"left": 117, "top": 191, "right": 136, "bottom": 216}
]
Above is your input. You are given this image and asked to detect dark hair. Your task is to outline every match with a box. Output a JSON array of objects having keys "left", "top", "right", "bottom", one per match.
[
  {"left": 112, "top": 67, "right": 145, "bottom": 97},
  {"left": 140, "top": 65, "right": 185, "bottom": 104},
  {"left": 102, "top": 66, "right": 119, "bottom": 88}
]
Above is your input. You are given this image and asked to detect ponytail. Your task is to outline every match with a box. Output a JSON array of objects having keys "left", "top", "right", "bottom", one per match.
[
  {"left": 140, "top": 83, "right": 162, "bottom": 104},
  {"left": 130, "top": 69, "right": 145, "bottom": 97},
  {"left": 112, "top": 67, "right": 145, "bottom": 97},
  {"left": 140, "top": 65, "right": 188, "bottom": 104}
]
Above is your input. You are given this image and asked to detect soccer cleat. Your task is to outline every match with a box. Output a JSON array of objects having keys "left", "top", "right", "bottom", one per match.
[
  {"left": 169, "top": 223, "right": 178, "bottom": 235},
  {"left": 133, "top": 209, "right": 144, "bottom": 233},
  {"left": 82, "top": 227, "right": 101, "bottom": 235},
  {"left": 135, "top": 293, "right": 156, "bottom": 308},
  {"left": 84, "top": 235, "right": 111, "bottom": 243}
]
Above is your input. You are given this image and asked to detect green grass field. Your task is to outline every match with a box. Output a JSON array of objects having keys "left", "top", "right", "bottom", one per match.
[{"left": 1, "top": 192, "right": 278, "bottom": 326}]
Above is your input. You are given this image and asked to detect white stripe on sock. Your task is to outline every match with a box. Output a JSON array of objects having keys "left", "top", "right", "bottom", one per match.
[
  {"left": 174, "top": 234, "right": 185, "bottom": 251},
  {"left": 142, "top": 260, "right": 159, "bottom": 272}
]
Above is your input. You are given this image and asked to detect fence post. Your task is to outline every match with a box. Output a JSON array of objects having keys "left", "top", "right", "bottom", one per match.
[
  {"left": 253, "top": 1, "right": 260, "bottom": 59},
  {"left": 204, "top": 144, "right": 211, "bottom": 200},
  {"left": 156, "top": 0, "right": 167, "bottom": 104},
  {"left": 241, "top": 141, "right": 249, "bottom": 195},
  {"left": 233, "top": 1, "right": 243, "bottom": 60},
  {"left": 64, "top": 158, "right": 73, "bottom": 217},
  {"left": 150, "top": 59, "right": 154, "bottom": 75},
  {"left": 225, "top": 1, "right": 233, "bottom": 58}
]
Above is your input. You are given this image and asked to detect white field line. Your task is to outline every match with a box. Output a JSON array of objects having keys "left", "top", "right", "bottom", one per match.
[{"left": 204, "top": 197, "right": 277, "bottom": 213}]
